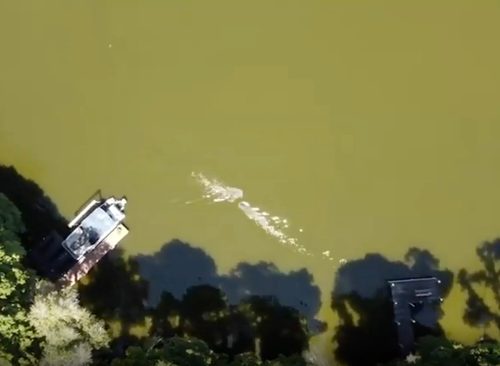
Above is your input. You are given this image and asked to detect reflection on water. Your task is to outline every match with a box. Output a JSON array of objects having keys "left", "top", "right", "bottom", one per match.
[{"left": 192, "top": 172, "right": 347, "bottom": 266}]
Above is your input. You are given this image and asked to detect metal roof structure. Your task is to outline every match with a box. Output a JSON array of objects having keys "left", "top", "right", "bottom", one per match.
[
  {"left": 388, "top": 277, "right": 443, "bottom": 356},
  {"left": 62, "top": 197, "right": 126, "bottom": 260}
]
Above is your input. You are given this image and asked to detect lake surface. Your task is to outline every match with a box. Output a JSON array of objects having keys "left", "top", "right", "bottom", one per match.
[{"left": 1, "top": 1, "right": 500, "bottom": 363}]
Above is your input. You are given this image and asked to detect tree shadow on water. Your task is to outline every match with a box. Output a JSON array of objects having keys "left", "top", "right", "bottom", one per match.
[
  {"left": 78, "top": 247, "right": 150, "bottom": 360},
  {"left": 135, "top": 239, "right": 218, "bottom": 302},
  {"left": 458, "top": 239, "right": 500, "bottom": 332},
  {"left": 331, "top": 247, "right": 454, "bottom": 366},
  {"left": 81, "top": 239, "right": 318, "bottom": 362},
  {"left": 78, "top": 247, "right": 149, "bottom": 331},
  {"left": 135, "top": 239, "right": 321, "bottom": 358},
  {"left": 0, "top": 164, "right": 313, "bottom": 361},
  {"left": 147, "top": 284, "right": 309, "bottom": 360},
  {"left": 0, "top": 165, "right": 69, "bottom": 248},
  {"left": 134, "top": 239, "right": 325, "bottom": 334}
]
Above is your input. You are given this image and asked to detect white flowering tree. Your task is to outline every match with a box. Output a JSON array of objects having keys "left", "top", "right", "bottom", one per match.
[{"left": 28, "top": 281, "right": 110, "bottom": 366}]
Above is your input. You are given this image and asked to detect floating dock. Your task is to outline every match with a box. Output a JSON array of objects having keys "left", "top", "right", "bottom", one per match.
[
  {"left": 58, "top": 222, "right": 129, "bottom": 286},
  {"left": 29, "top": 195, "right": 129, "bottom": 286},
  {"left": 387, "top": 277, "right": 442, "bottom": 356}
]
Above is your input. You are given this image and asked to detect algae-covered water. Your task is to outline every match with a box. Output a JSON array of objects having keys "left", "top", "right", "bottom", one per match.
[{"left": 1, "top": 1, "right": 500, "bottom": 363}]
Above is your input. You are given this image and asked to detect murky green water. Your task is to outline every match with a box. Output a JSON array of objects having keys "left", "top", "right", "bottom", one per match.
[{"left": 1, "top": 1, "right": 500, "bottom": 362}]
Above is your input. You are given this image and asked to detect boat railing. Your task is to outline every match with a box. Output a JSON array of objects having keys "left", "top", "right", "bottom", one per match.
[{"left": 72, "top": 189, "right": 103, "bottom": 215}]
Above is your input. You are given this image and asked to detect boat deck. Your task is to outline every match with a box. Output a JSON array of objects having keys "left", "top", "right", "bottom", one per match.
[{"left": 57, "top": 223, "right": 129, "bottom": 286}]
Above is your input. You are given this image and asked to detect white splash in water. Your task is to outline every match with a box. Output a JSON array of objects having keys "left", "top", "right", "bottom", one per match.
[
  {"left": 191, "top": 172, "right": 310, "bottom": 255},
  {"left": 191, "top": 172, "right": 347, "bottom": 264},
  {"left": 321, "top": 250, "right": 335, "bottom": 262},
  {"left": 321, "top": 250, "right": 347, "bottom": 265},
  {"left": 191, "top": 172, "right": 243, "bottom": 203},
  {"left": 237, "top": 201, "right": 310, "bottom": 255}
]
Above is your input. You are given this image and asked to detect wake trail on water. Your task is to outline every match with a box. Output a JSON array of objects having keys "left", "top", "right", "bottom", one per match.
[{"left": 189, "top": 172, "right": 347, "bottom": 266}]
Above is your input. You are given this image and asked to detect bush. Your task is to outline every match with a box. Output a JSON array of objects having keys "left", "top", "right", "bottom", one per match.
[{"left": 383, "top": 336, "right": 500, "bottom": 366}]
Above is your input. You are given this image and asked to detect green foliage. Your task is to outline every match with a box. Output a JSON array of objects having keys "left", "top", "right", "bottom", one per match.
[
  {"left": 28, "top": 281, "right": 110, "bottom": 366},
  {"left": 230, "top": 353, "right": 262, "bottom": 366},
  {"left": 383, "top": 336, "right": 500, "bottom": 366},
  {"left": 109, "top": 346, "right": 155, "bottom": 366},
  {"left": 226, "top": 352, "right": 310, "bottom": 366},
  {"left": 472, "top": 341, "right": 500, "bottom": 366},
  {"left": 0, "top": 195, "right": 39, "bottom": 366},
  {"left": 110, "top": 336, "right": 313, "bottom": 366},
  {"left": 110, "top": 337, "right": 216, "bottom": 366},
  {"left": 0, "top": 194, "right": 25, "bottom": 243},
  {"left": 160, "top": 337, "right": 219, "bottom": 366}
]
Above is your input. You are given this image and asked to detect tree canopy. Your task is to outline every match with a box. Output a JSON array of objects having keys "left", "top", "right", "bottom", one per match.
[
  {"left": 0, "top": 193, "right": 110, "bottom": 366},
  {"left": 0, "top": 193, "right": 39, "bottom": 365},
  {"left": 28, "top": 281, "right": 110, "bottom": 366},
  {"left": 384, "top": 336, "right": 500, "bottom": 366},
  {"left": 110, "top": 336, "right": 312, "bottom": 366}
]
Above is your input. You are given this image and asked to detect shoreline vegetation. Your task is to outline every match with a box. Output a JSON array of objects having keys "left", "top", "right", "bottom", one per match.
[{"left": 0, "top": 164, "right": 498, "bottom": 366}]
